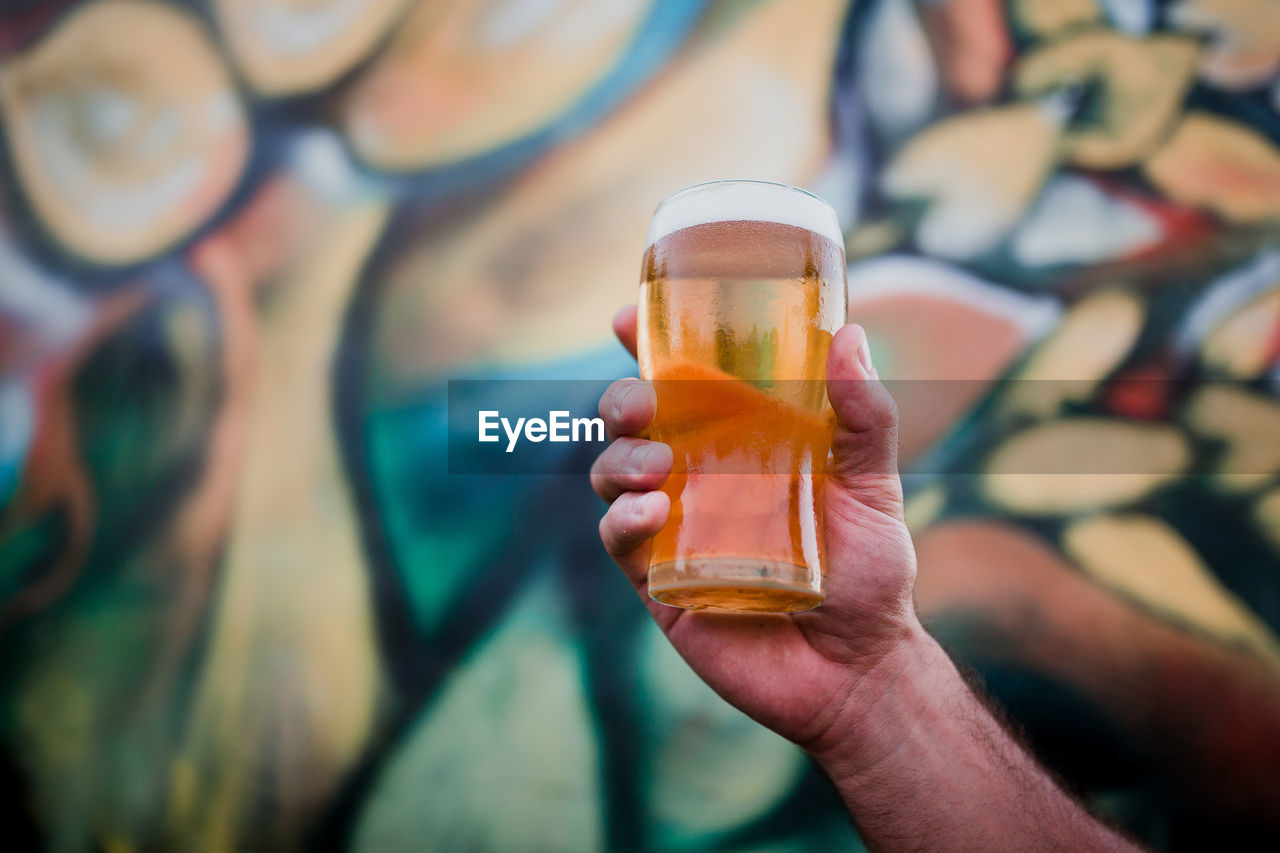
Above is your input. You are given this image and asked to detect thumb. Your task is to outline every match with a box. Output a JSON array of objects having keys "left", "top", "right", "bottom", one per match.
[{"left": 825, "top": 324, "right": 903, "bottom": 519}]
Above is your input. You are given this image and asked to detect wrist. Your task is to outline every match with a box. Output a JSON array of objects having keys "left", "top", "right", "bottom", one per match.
[{"left": 804, "top": 618, "right": 943, "bottom": 778}]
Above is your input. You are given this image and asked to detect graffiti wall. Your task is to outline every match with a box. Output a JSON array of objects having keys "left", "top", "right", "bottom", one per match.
[{"left": 1, "top": 0, "right": 1279, "bottom": 849}]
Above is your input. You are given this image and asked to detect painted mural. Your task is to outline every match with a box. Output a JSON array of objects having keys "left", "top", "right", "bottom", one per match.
[{"left": 1, "top": 0, "right": 1279, "bottom": 849}]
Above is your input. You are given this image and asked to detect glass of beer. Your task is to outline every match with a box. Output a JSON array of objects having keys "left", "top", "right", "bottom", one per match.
[{"left": 638, "top": 180, "right": 846, "bottom": 612}]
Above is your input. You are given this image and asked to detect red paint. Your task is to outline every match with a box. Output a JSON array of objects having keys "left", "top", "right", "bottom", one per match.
[
  {"left": 1089, "top": 175, "right": 1219, "bottom": 263},
  {"left": 921, "top": 0, "right": 1013, "bottom": 106},
  {"left": 1102, "top": 361, "right": 1174, "bottom": 420}
]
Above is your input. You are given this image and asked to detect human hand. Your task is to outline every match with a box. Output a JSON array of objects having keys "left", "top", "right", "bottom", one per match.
[{"left": 591, "top": 306, "right": 923, "bottom": 756}]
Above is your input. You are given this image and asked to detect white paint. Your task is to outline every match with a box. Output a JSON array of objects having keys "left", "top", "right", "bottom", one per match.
[
  {"left": 846, "top": 254, "right": 1061, "bottom": 338},
  {"left": 0, "top": 234, "right": 91, "bottom": 350},
  {"left": 551, "top": 0, "right": 646, "bottom": 50},
  {"left": 1103, "top": 0, "right": 1155, "bottom": 34},
  {"left": 857, "top": 0, "right": 938, "bottom": 143},
  {"left": 1013, "top": 175, "right": 1162, "bottom": 267},
  {"left": 913, "top": 190, "right": 1013, "bottom": 261},
  {"left": 253, "top": 0, "right": 378, "bottom": 56},
  {"left": 1177, "top": 250, "right": 1280, "bottom": 353},
  {"left": 480, "top": 0, "right": 566, "bottom": 49},
  {"left": 809, "top": 156, "right": 865, "bottom": 233},
  {"left": 291, "top": 129, "right": 362, "bottom": 202},
  {"left": 81, "top": 85, "right": 139, "bottom": 147},
  {"left": 30, "top": 88, "right": 237, "bottom": 232}
]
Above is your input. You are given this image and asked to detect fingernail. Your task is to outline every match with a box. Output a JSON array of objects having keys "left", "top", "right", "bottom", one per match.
[
  {"left": 857, "top": 339, "right": 877, "bottom": 379},
  {"left": 613, "top": 381, "right": 638, "bottom": 420},
  {"left": 631, "top": 443, "right": 653, "bottom": 470},
  {"left": 631, "top": 492, "right": 657, "bottom": 519}
]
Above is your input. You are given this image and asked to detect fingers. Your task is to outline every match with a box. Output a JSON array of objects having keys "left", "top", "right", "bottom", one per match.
[
  {"left": 825, "top": 324, "right": 904, "bottom": 519},
  {"left": 613, "top": 305, "right": 638, "bottom": 359},
  {"left": 599, "top": 491, "right": 670, "bottom": 587},
  {"left": 594, "top": 368, "right": 670, "bottom": 588},
  {"left": 599, "top": 377, "right": 656, "bottom": 439},
  {"left": 590, "top": 437, "right": 673, "bottom": 503}
]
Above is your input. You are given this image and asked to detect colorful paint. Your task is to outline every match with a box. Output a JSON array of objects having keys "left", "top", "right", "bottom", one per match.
[{"left": 1, "top": 0, "right": 1278, "bottom": 848}]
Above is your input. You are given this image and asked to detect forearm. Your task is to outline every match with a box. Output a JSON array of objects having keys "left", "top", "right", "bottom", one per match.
[{"left": 809, "top": 623, "right": 1140, "bottom": 853}]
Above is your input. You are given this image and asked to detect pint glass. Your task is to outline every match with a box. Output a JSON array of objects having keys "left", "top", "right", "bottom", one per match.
[{"left": 638, "top": 180, "right": 846, "bottom": 612}]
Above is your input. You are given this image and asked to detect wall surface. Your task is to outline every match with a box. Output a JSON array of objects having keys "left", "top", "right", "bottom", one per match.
[{"left": 1, "top": 0, "right": 1279, "bottom": 849}]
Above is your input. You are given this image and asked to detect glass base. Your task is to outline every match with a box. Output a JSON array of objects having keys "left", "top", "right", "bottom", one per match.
[{"left": 648, "top": 558, "right": 823, "bottom": 613}]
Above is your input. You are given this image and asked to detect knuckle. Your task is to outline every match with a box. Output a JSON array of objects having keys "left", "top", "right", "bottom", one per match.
[{"left": 591, "top": 448, "right": 615, "bottom": 480}]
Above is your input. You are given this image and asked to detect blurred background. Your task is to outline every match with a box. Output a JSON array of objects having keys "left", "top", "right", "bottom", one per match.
[{"left": 1, "top": 0, "right": 1279, "bottom": 849}]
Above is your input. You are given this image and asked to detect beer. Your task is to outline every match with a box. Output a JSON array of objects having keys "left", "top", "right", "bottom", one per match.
[{"left": 638, "top": 181, "right": 846, "bottom": 612}]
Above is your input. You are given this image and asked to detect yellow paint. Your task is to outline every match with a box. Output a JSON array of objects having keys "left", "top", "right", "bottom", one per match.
[
  {"left": 844, "top": 218, "right": 903, "bottom": 260},
  {"left": 984, "top": 418, "right": 1189, "bottom": 515},
  {"left": 1013, "top": 0, "right": 1100, "bottom": 37},
  {"left": 1183, "top": 384, "right": 1280, "bottom": 492},
  {"left": 100, "top": 835, "right": 136, "bottom": 853},
  {"left": 175, "top": 200, "right": 389, "bottom": 848},
  {"left": 1066, "top": 514, "right": 1280, "bottom": 667},
  {"left": 15, "top": 670, "right": 92, "bottom": 847},
  {"left": 904, "top": 484, "right": 946, "bottom": 534},
  {"left": 162, "top": 301, "right": 218, "bottom": 448},
  {"left": 1007, "top": 289, "right": 1145, "bottom": 418},
  {"left": 353, "top": 578, "right": 604, "bottom": 850},
  {"left": 1169, "top": 0, "right": 1280, "bottom": 88},
  {"left": 882, "top": 103, "right": 1063, "bottom": 259},
  {"left": 1201, "top": 287, "right": 1280, "bottom": 378},
  {"left": 166, "top": 758, "right": 197, "bottom": 837},
  {"left": 1145, "top": 113, "right": 1280, "bottom": 223},
  {"left": 344, "top": 0, "right": 653, "bottom": 169},
  {"left": 0, "top": 0, "right": 249, "bottom": 264},
  {"left": 372, "top": 0, "right": 853, "bottom": 383},
  {"left": 1016, "top": 31, "right": 1199, "bottom": 170},
  {"left": 215, "top": 0, "right": 410, "bottom": 95},
  {"left": 638, "top": 623, "right": 804, "bottom": 839},
  {"left": 1255, "top": 487, "right": 1280, "bottom": 551}
]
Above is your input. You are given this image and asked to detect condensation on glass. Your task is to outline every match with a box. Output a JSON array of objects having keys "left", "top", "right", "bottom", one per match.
[{"left": 638, "top": 180, "right": 846, "bottom": 612}]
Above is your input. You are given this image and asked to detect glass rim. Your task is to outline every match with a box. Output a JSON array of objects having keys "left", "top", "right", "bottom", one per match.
[
  {"left": 653, "top": 178, "right": 837, "bottom": 213},
  {"left": 646, "top": 179, "right": 842, "bottom": 247}
]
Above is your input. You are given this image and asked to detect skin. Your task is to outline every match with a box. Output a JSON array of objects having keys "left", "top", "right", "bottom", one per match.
[{"left": 591, "top": 306, "right": 1140, "bottom": 852}]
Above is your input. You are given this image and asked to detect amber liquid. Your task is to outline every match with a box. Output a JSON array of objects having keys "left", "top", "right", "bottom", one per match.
[{"left": 639, "top": 220, "right": 846, "bottom": 612}]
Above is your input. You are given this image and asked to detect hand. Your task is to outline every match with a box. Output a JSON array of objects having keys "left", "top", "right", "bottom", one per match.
[{"left": 591, "top": 306, "right": 922, "bottom": 756}]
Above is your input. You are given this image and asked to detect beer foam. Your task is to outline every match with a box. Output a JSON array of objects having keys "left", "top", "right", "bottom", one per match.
[{"left": 646, "top": 180, "right": 842, "bottom": 247}]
